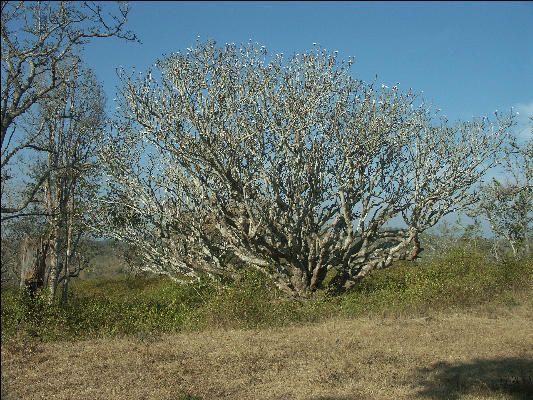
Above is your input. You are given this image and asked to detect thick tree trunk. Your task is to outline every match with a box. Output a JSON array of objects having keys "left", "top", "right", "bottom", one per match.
[
  {"left": 309, "top": 264, "right": 328, "bottom": 292},
  {"left": 19, "top": 237, "right": 48, "bottom": 298},
  {"left": 289, "top": 268, "right": 310, "bottom": 298}
]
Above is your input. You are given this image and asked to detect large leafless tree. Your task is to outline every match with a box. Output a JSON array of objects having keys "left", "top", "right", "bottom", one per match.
[
  {"left": 1, "top": 0, "right": 136, "bottom": 217},
  {"left": 97, "top": 40, "right": 514, "bottom": 298}
]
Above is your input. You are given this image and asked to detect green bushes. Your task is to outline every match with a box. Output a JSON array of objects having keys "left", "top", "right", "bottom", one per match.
[
  {"left": 340, "top": 247, "right": 532, "bottom": 315},
  {"left": 2, "top": 247, "right": 531, "bottom": 342}
]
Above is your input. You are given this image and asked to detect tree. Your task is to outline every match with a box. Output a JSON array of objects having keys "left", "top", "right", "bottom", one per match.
[
  {"left": 97, "top": 40, "right": 514, "bottom": 298},
  {"left": 471, "top": 118, "right": 532, "bottom": 259},
  {"left": 1, "top": 210, "right": 46, "bottom": 286},
  {"left": 1, "top": 0, "right": 136, "bottom": 217},
  {"left": 30, "top": 61, "right": 107, "bottom": 303}
]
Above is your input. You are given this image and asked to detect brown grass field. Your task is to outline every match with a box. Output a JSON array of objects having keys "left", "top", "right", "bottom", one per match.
[{"left": 2, "top": 298, "right": 533, "bottom": 400}]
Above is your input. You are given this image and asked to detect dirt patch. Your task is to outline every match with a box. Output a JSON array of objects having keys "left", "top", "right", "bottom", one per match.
[{"left": 2, "top": 303, "right": 532, "bottom": 400}]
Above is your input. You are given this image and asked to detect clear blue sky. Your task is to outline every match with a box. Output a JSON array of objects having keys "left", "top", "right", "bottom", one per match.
[
  {"left": 84, "top": 1, "right": 533, "bottom": 139},
  {"left": 81, "top": 1, "right": 533, "bottom": 234}
]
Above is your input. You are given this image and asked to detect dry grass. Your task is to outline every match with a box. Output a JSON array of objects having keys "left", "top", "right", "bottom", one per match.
[{"left": 2, "top": 298, "right": 532, "bottom": 400}]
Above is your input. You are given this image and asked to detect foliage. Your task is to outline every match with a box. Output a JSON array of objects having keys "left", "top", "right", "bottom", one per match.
[
  {"left": 470, "top": 119, "right": 533, "bottom": 259},
  {"left": 1, "top": 0, "right": 136, "bottom": 217},
  {"left": 3, "top": 246, "right": 531, "bottom": 343},
  {"left": 339, "top": 247, "right": 531, "bottom": 315}
]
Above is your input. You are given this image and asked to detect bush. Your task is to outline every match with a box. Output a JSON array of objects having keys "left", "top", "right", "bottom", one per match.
[
  {"left": 2, "top": 247, "right": 531, "bottom": 342},
  {"left": 339, "top": 247, "right": 532, "bottom": 316}
]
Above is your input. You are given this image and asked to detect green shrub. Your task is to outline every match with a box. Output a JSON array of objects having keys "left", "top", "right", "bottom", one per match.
[
  {"left": 2, "top": 247, "right": 531, "bottom": 343},
  {"left": 202, "top": 268, "right": 284, "bottom": 329},
  {"left": 339, "top": 247, "right": 532, "bottom": 316}
]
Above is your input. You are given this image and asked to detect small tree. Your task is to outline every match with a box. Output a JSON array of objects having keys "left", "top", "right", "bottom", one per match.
[
  {"left": 29, "top": 61, "right": 107, "bottom": 303},
  {"left": 471, "top": 118, "right": 532, "bottom": 259},
  {"left": 97, "top": 40, "right": 514, "bottom": 298}
]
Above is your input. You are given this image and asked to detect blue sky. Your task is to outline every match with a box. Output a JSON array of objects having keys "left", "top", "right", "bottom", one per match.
[
  {"left": 80, "top": 1, "right": 533, "bottom": 234},
  {"left": 84, "top": 1, "right": 533, "bottom": 139}
]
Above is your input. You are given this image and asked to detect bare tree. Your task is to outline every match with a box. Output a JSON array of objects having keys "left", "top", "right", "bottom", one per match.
[
  {"left": 1, "top": 0, "right": 136, "bottom": 217},
  {"left": 471, "top": 118, "right": 532, "bottom": 259},
  {"left": 31, "top": 61, "right": 107, "bottom": 303},
  {"left": 97, "top": 40, "right": 514, "bottom": 298}
]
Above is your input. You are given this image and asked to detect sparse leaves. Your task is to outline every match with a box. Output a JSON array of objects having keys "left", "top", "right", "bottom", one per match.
[
  {"left": 97, "top": 40, "right": 514, "bottom": 297},
  {"left": 471, "top": 122, "right": 533, "bottom": 259},
  {"left": 1, "top": 0, "right": 137, "bottom": 216}
]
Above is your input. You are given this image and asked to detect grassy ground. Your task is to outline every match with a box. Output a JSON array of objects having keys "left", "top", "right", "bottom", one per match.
[
  {"left": 2, "top": 247, "right": 532, "bottom": 399},
  {"left": 2, "top": 300, "right": 532, "bottom": 400}
]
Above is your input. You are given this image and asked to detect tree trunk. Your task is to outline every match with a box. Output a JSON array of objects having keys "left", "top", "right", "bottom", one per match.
[
  {"left": 61, "top": 187, "right": 75, "bottom": 303},
  {"left": 47, "top": 229, "right": 59, "bottom": 304},
  {"left": 19, "top": 236, "right": 48, "bottom": 298},
  {"left": 289, "top": 268, "right": 310, "bottom": 298},
  {"left": 522, "top": 214, "right": 530, "bottom": 256}
]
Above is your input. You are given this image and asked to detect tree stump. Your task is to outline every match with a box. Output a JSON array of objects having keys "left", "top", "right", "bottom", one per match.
[{"left": 19, "top": 237, "right": 48, "bottom": 298}]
